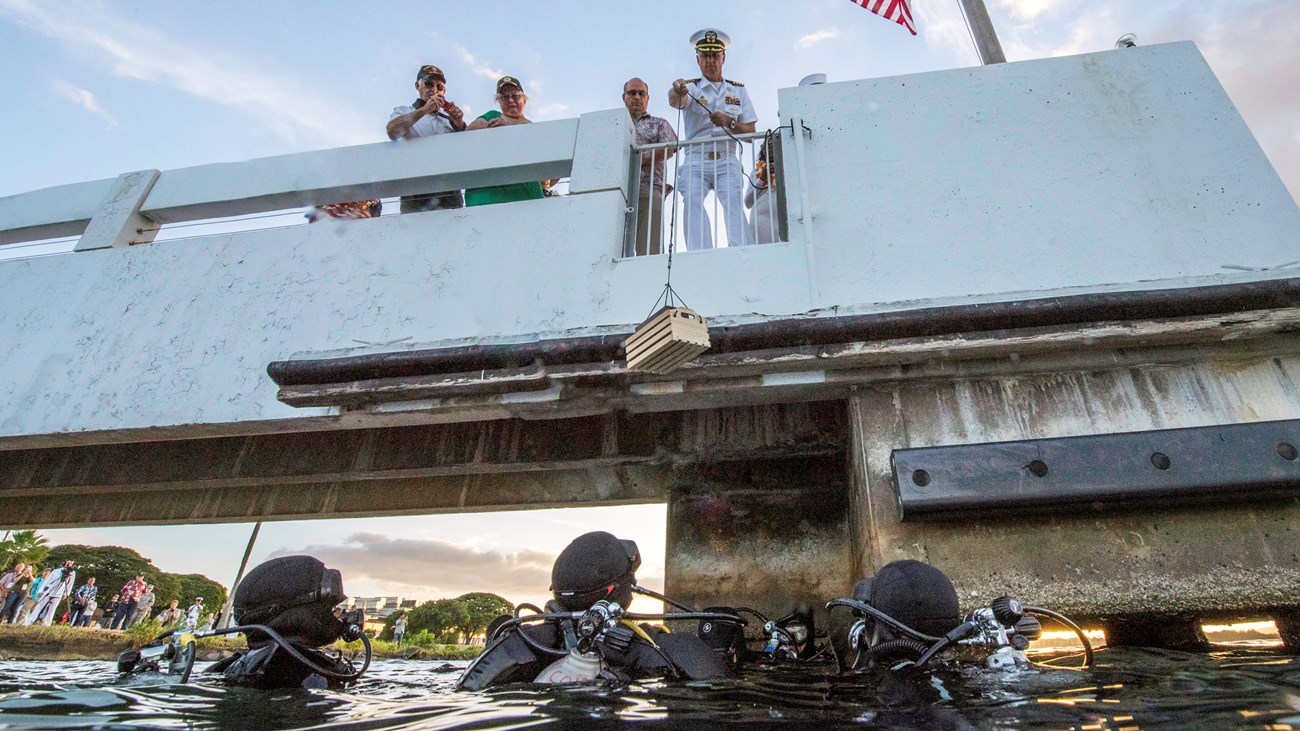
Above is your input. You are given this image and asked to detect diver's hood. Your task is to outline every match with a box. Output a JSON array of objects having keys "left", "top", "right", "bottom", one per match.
[
  {"left": 234, "top": 555, "right": 347, "bottom": 648},
  {"left": 858, "top": 559, "right": 960, "bottom": 638},
  {"left": 550, "top": 531, "right": 641, "bottom": 611}
]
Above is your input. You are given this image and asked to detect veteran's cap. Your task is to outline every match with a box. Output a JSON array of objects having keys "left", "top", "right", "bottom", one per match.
[
  {"left": 691, "top": 28, "right": 730, "bottom": 53},
  {"left": 416, "top": 65, "right": 445, "bottom": 83},
  {"left": 495, "top": 75, "right": 524, "bottom": 94}
]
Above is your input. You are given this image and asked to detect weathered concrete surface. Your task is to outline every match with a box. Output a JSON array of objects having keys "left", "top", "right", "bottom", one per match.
[
  {"left": 665, "top": 455, "right": 852, "bottom": 626},
  {"left": 0, "top": 402, "right": 845, "bottom": 527},
  {"left": 0, "top": 466, "right": 670, "bottom": 528},
  {"left": 849, "top": 351, "right": 1300, "bottom": 624}
]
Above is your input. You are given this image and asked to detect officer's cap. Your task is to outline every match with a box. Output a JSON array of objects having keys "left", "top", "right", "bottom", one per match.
[{"left": 691, "top": 28, "right": 730, "bottom": 53}]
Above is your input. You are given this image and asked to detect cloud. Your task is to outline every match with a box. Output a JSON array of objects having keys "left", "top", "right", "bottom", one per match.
[
  {"left": 918, "top": 0, "right": 981, "bottom": 65},
  {"left": 271, "top": 533, "right": 558, "bottom": 599},
  {"left": 0, "top": 0, "right": 372, "bottom": 148},
  {"left": 994, "top": 0, "right": 1068, "bottom": 22},
  {"left": 795, "top": 28, "right": 840, "bottom": 50},
  {"left": 50, "top": 78, "right": 116, "bottom": 127},
  {"left": 531, "top": 102, "right": 570, "bottom": 119},
  {"left": 455, "top": 44, "right": 507, "bottom": 82}
]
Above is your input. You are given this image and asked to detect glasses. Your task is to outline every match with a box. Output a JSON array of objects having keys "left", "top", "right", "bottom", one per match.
[
  {"left": 419, "top": 79, "right": 444, "bottom": 89},
  {"left": 499, "top": 92, "right": 524, "bottom": 101}
]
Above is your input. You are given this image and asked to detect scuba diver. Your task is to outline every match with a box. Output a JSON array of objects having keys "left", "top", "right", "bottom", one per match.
[
  {"left": 826, "top": 559, "right": 1094, "bottom": 672},
  {"left": 456, "top": 531, "right": 740, "bottom": 691},
  {"left": 117, "top": 555, "right": 371, "bottom": 689}
]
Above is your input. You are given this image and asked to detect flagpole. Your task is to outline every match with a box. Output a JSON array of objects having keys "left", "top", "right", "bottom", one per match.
[
  {"left": 958, "top": 0, "right": 1006, "bottom": 65},
  {"left": 219, "top": 521, "right": 261, "bottom": 629}
]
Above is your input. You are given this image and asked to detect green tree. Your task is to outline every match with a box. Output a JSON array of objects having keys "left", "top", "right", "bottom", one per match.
[
  {"left": 44, "top": 545, "right": 158, "bottom": 598},
  {"left": 1, "top": 530, "right": 50, "bottom": 570},
  {"left": 408, "top": 598, "right": 469, "bottom": 643},
  {"left": 455, "top": 593, "right": 514, "bottom": 642},
  {"left": 174, "top": 573, "right": 227, "bottom": 616}
]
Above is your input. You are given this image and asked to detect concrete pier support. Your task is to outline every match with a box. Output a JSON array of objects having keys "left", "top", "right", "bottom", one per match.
[
  {"left": 664, "top": 454, "right": 852, "bottom": 623},
  {"left": 847, "top": 352, "right": 1300, "bottom": 647}
]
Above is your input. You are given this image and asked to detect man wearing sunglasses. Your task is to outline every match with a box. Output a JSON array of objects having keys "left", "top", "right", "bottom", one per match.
[
  {"left": 624, "top": 78, "right": 677, "bottom": 256},
  {"left": 387, "top": 64, "right": 467, "bottom": 213}
]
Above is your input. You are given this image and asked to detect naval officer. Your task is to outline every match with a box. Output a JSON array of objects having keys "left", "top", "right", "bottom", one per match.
[{"left": 670, "top": 29, "right": 758, "bottom": 250}]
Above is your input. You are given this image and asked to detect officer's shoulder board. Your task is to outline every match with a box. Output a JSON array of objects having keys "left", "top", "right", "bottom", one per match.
[
  {"left": 725, "top": 79, "right": 745, "bottom": 87},
  {"left": 686, "top": 78, "right": 702, "bottom": 84}
]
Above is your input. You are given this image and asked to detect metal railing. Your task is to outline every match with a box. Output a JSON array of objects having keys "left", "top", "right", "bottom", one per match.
[{"left": 625, "top": 130, "right": 788, "bottom": 257}]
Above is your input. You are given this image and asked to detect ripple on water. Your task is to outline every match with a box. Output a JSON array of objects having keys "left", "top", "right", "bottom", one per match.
[{"left": 0, "top": 647, "right": 1298, "bottom": 730}]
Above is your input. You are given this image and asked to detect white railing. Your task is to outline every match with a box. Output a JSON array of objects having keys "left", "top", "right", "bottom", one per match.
[
  {"left": 0, "top": 110, "right": 631, "bottom": 256},
  {"left": 625, "top": 130, "right": 787, "bottom": 257}
]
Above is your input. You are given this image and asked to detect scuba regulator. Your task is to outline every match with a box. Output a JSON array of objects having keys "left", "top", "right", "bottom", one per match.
[
  {"left": 118, "top": 556, "right": 373, "bottom": 689},
  {"left": 457, "top": 531, "right": 744, "bottom": 690},
  {"left": 827, "top": 560, "right": 1093, "bottom": 672}
]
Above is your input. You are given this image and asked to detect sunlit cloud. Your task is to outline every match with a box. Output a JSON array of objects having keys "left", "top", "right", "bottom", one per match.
[
  {"left": 49, "top": 78, "right": 116, "bottom": 127},
  {"left": 455, "top": 44, "right": 507, "bottom": 82},
  {"left": 273, "top": 532, "right": 557, "bottom": 600},
  {"left": 795, "top": 28, "right": 840, "bottom": 50},
  {"left": 0, "top": 0, "right": 372, "bottom": 148}
]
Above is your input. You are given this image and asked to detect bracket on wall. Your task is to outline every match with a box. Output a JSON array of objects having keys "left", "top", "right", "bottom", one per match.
[{"left": 891, "top": 419, "right": 1300, "bottom": 519}]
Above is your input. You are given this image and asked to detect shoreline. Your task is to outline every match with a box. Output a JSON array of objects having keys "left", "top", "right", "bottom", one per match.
[{"left": 0, "top": 625, "right": 478, "bottom": 662}]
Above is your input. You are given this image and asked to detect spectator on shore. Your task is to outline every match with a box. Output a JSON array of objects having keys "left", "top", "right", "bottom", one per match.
[
  {"left": 0, "top": 562, "right": 25, "bottom": 616},
  {"left": 669, "top": 28, "right": 758, "bottom": 250},
  {"left": 623, "top": 77, "right": 678, "bottom": 256},
  {"left": 20, "top": 568, "right": 50, "bottom": 621},
  {"left": 78, "top": 596, "right": 98, "bottom": 627},
  {"left": 110, "top": 573, "right": 147, "bottom": 630},
  {"left": 185, "top": 597, "right": 205, "bottom": 630},
  {"left": 1, "top": 564, "right": 32, "bottom": 623},
  {"left": 464, "top": 76, "right": 550, "bottom": 206},
  {"left": 68, "top": 577, "right": 98, "bottom": 627},
  {"left": 131, "top": 584, "right": 156, "bottom": 626},
  {"left": 387, "top": 63, "right": 466, "bottom": 213},
  {"left": 156, "top": 600, "right": 183, "bottom": 626},
  {"left": 199, "top": 612, "right": 215, "bottom": 631},
  {"left": 23, "top": 560, "right": 75, "bottom": 626},
  {"left": 394, "top": 614, "right": 408, "bottom": 647},
  {"left": 96, "top": 594, "right": 119, "bottom": 629}
]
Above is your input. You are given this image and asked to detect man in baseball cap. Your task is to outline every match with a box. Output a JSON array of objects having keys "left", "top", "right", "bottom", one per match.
[{"left": 386, "top": 63, "right": 467, "bottom": 213}]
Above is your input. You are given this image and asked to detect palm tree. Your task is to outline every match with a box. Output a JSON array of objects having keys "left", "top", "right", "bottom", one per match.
[{"left": 1, "top": 529, "right": 50, "bottom": 569}]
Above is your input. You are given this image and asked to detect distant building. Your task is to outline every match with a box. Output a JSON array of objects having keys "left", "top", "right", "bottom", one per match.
[{"left": 346, "top": 596, "right": 420, "bottom": 633}]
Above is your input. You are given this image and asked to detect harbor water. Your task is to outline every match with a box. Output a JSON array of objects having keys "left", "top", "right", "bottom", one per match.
[{"left": 1, "top": 644, "right": 1298, "bottom": 729}]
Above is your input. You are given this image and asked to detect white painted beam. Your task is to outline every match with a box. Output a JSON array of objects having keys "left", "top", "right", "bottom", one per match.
[
  {"left": 0, "top": 178, "right": 116, "bottom": 246},
  {"left": 141, "top": 118, "right": 581, "bottom": 224}
]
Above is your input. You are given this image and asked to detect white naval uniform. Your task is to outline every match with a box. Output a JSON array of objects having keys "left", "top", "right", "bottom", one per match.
[{"left": 678, "top": 77, "right": 757, "bottom": 250}]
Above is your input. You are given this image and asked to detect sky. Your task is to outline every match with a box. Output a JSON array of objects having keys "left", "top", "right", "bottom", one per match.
[{"left": 3, "top": 0, "right": 1299, "bottom": 607}]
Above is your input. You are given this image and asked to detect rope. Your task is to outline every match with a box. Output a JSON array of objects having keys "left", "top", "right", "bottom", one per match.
[{"left": 956, "top": 0, "right": 983, "bottom": 64}]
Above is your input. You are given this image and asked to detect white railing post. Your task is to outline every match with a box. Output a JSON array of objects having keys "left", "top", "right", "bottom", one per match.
[
  {"left": 569, "top": 109, "right": 633, "bottom": 199},
  {"left": 74, "top": 169, "right": 161, "bottom": 251}
]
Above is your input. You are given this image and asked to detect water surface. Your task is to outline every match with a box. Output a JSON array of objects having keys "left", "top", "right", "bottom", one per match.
[{"left": 1, "top": 644, "right": 1298, "bottom": 729}]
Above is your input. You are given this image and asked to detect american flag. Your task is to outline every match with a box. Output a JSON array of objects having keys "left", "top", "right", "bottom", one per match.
[{"left": 849, "top": 0, "right": 917, "bottom": 36}]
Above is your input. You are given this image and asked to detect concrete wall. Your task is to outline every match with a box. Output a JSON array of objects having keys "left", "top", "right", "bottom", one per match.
[
  {"left": 1, "top": 42, "right": 1297, "bottom": 446},
  {"left": 778, "top": 42, "right": 1300, "bottom": 308},
  {"left": 848, "top": 350, "right": 1300, "bottom": 619}
]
